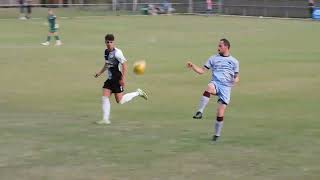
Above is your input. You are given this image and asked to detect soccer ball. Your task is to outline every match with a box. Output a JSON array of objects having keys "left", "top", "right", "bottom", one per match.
[{"left": 133, "top": 60, "right": 146, "bottom": 75}]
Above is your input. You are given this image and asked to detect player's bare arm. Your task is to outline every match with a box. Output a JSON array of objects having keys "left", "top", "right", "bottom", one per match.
[
  {"left": 234, "top": 72, "right": 240, "bottom": 84},
  {"left": 119, "top": 62, "right": 127, "bottom": 86},
  {"left": 94, "top": 63, "right": 108, "bottom": 78},
  {"left": 186, "top": 61, "right": 208, "bottom": 74}
]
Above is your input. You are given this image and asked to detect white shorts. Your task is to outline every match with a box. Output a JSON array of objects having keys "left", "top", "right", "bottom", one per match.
[{"left": 210, "top": 81, "right": 232, "bottom": 105}]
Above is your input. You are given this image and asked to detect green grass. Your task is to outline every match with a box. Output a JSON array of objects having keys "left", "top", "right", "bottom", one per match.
[{"left": 1, "top": 14, "right": 320, "bottom": 180}]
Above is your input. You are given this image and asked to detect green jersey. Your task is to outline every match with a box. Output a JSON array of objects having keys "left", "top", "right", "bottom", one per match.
[{"left": 48, "top": 14, "right": 57, "bottom": 32}]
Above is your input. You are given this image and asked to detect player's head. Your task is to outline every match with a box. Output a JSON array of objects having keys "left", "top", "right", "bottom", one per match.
[
  {"left": 105, "top": 34, "right": 115, "bottom": 50},
  {"left": 218, "top": 38, "right": 230, "bottom": 55}
]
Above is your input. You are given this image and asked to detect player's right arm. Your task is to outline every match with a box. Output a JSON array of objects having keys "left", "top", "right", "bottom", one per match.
[
  {"left": 234, "top": 72, "right": 240, "bottom": 84},
  {"left": 94, "top": 63, "right": 107, "bottom": 78},
  {"left": 233, "top": 59, "right": 240, "bottom": 84},
  {"left": 186, "top": 61, "right": 208, "bottom": 75}
]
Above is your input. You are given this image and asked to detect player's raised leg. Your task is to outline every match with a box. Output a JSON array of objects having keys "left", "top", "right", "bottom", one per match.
[
  {"left": 115, "top": 89, "right": 148, "bottom": 104},
  {"left": 193, "top": 83, "right": 216, "bottom": 119},
  {"left": 96, "top": 89, "right": 112, "bottom": 124}
]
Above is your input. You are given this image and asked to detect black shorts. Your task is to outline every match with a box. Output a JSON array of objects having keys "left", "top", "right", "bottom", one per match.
[{"left": 103, "top": 79, "right": 124, "bottom": 93}]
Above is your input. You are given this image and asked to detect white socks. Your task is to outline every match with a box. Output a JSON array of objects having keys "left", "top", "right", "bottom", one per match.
[
  {"left": 101, "top": 92, "right": 139, "bottom": 122},
  {"left": 119, "top": 91, "right": 139, "bottom": 104},
  {"left": 102, "top": 96, "right": 110, "bottom": 121},
  {"left": 197, "top": 96, "right": 210, "bottom": 113},
  {"left": 215, "top": 121, "right": 224, "bottom": 137}
]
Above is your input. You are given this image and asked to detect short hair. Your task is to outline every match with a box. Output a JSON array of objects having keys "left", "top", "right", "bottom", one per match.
[
  {"left": 105, "top": 34, "right": 115, "bottom": 41},
  {"left": 220, "top": 38, "right": 231, "bottom": 49}
]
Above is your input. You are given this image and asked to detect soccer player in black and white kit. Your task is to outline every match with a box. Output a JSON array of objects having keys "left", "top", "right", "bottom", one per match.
[{"left": 94, "top": 34, "right": 148, "bottom": 124}]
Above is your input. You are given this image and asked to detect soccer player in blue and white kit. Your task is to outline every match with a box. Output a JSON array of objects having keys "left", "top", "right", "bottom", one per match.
[
  {"left": 94, "top": 34, "right": 148, "bottom": 124},
  {"left": 187, "top": 38, "right": 240, "bottom": 142}
]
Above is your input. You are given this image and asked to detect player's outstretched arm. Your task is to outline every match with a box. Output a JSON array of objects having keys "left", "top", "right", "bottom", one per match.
[
  {"left": 186, "top": 61, "right": 207, "bottom": 75},
  {"left": 94, "top": 64, "right": 107, "bottom": 78}
]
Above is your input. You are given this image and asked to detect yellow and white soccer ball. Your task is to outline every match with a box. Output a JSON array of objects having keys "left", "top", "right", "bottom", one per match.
[{"left": 133, "top": 60, "right": 146, "bottom": 75}]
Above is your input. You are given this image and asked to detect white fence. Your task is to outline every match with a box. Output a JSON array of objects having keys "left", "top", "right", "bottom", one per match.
[{"left": 0, "top": 1, "right": 315, "bottom": 18}]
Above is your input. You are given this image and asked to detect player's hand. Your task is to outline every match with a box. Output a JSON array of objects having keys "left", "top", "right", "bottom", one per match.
[
  {"left": 186, "top": 61, "right": 193, "bottom": 69},
  {"left": 233, "top": 75, "right": 240, "bottom": 84}
]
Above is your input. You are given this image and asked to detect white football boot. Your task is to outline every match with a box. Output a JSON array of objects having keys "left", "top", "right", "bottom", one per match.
[
  {"left": 41, "top": 41, "right": 50, "bottom": 46},
  {"left": 137, "top": 88, "right": 148, "bottom": 100},
  {"left": 95, "top": 119, "right": 111, "bottom": 125}
]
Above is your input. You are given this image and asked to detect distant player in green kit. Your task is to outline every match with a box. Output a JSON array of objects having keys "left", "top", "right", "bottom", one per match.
[{"left": 41, "top": 9, "right": 62, "bottom": 46}]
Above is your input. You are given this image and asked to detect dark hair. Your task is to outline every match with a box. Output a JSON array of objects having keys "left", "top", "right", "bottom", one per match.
[
  {"left": 220, "top": 38, "right": 231, "bottom": 49},
  {"left": 105, "top": 34, "right": 115, "bottom": 41}
]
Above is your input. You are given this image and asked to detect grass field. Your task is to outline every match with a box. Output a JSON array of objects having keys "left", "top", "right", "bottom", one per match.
[{"left": 1, "top": 13, "right": 320, "bottom": 180}]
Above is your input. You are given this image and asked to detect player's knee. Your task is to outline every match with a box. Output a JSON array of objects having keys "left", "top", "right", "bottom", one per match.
[
  {"left": 203, "top": 91, "right": 211, "bottom": 98},
  {"left": 207, "top": 83, "right": 216, "bottom": 94},
  {"left": 116, "top": 99, "right": 122, "bottom": 104},
  {"left": 216, "top": 116, "right": 224, "bottom": 122},
  {"left": 117, "top": 97, "right": 126, "bottom": 104}
]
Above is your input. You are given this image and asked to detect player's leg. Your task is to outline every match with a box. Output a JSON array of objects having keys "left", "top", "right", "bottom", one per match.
[
  {"left": 26, "top": 4, "right": 31, "bottom": 19},
  {"left": 19, "top": 1, "right": 26, "bottom": 20},
  {"left": 193, "top": 82, "right": 217, "bottom": 119},
  {"left": 115, "top": 89, "right": 148, "bottom": 104},
  {"left": 42, "top": 32, "right": 53, "bottom": 46},
  {"left": 53, "top": 32, "right": 62, "bottom": 46},
  {"left": 96, "top": 81, "right": 112, "bottom": 124},
  {"left": 212, "top": 86, "right": 231, "bottom": 142},
  {"left": 212, "top": 102, "right": 227, "bottom": 141}
]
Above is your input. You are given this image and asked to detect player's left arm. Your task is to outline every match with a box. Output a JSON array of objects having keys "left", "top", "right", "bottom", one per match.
[
  {"left": 117, "top": 49, "right": 127, "bottom": 87},
  {"left": 233, "top": 59, "right": 240, "bottom": 84},
  {"left": 234, "top": 72, "right": 240, "bottom": 84},
  {"left": 120, "top": 62, "right": 127, "bottom": 87}
]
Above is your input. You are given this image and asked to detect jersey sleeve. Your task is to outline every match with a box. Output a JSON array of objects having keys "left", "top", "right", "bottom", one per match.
[
  {"left": 204, "top": 56, "right": 214, "bottom": 69},
  {"left": 115, "top": 49, "right": 127, "bottom": 64},
  {"left": 104, "top": 50, "right": 107, "bottom": 61},
  {"left": 234, "top": 59, "right": 239, "bottom": 73}
]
